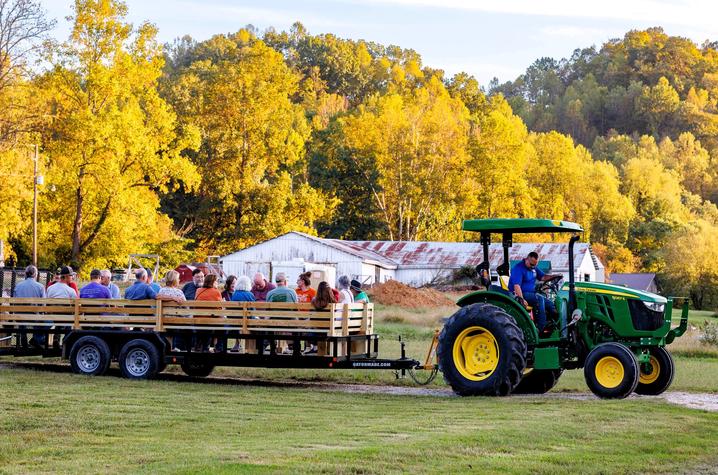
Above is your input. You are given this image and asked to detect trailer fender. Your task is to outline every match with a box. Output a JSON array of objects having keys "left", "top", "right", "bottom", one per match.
[{"left": 455, "top": 291, "right": 539, "bottom": 345}]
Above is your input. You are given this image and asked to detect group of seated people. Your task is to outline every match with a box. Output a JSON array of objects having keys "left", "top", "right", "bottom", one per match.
[
  {"left": 161, "top": 269, "right": 370, "bottom": 354},
  {"left": 11, "top": 264, "right": 371, "bottom": 353}
]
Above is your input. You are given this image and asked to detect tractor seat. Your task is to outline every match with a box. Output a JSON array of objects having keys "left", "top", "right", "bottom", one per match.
[{"left": 499, "top": 276, "right": 532, "bottom": 310}]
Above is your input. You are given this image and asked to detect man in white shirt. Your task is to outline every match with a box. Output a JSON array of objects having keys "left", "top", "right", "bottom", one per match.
[
  {"left": 100, "top": 269, "right": 121, "bottom": 298},
  {"left": 47, "top": 266, "right": 78, "bottom": 299}
]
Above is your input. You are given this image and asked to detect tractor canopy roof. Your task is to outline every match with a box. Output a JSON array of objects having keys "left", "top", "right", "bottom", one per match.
[{"left": 462, "top": 218, "right": 583, "bottom": 234}]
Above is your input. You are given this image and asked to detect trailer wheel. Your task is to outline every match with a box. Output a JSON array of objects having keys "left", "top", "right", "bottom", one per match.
[
  {"left": 584, "top": 342, "right": 639, "bottom": 399},
  {"left": 118, "top": 339, "right": 161, "bottom": 380},
  {"left": 513, "top": 369, "right": 563, "bottom": 394},
  {"left": 438, "top": 303, "right": 527, "bottom": 396},
  {"left": 180, "top": 361, "right": 215, "bottom": 377},
  {"left": 635, "top": 347, "right": 674, "bottom": 396},
  {"left": 69, "top": 336, "right": 111, "bottom": 376}
]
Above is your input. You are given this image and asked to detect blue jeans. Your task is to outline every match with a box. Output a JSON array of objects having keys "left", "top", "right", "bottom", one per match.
[{"left": 524, "top": 292, "right": 556, "bottom": 332}]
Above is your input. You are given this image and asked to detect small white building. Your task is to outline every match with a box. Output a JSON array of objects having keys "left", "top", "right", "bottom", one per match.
[{"left": 221, "top": 232, "right": 605, "bottom": 287}]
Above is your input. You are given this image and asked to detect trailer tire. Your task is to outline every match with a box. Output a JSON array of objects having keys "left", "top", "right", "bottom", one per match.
[
  {"left": 438, "top": 303, "right": 527, "bottom": 396},
  {"left": 118, "top": 339, "right": 161, "bottom": 380},
  {"left": 635, "top": 347, "right": 674, "bottom": 396},
  {"left": 584, "top": 342, "right": 639, "bottom": 399},
  {"left": 513, "top": 369, "right": 563, "bottom": 394},
  {"left": 181, "top": 361, "right": 215, "bottom": 377},
  {"left": 69, "top": 336, "right": 111, "bottom": 376}
]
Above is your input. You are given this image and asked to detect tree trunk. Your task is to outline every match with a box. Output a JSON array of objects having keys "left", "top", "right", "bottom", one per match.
[
  {"left": 71, "top": 166, "right": 85, "bottom": 266},
  {"left": 71, "top": 183, "right": 83, "bottom": 266}
]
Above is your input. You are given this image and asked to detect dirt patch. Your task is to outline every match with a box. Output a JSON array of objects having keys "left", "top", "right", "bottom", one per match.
[
  {"left": 662, "top": 392, "right": 718, "bottom": 412},
  {"left": 368, "top": 280, "right": 455, "bottom": 308}
]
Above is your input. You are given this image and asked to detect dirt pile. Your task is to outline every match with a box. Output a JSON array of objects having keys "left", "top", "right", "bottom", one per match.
[{"left": 368, "top": 280, "right": 454, "bottom": 308}]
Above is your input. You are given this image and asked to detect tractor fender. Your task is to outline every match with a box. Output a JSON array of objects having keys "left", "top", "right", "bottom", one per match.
[{"left": 456, "top": 291, "right": 539, "bottom": 345}]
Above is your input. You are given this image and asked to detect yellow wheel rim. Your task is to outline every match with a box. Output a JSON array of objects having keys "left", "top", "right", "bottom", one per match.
[
  {"left": 639, "top": 355, "right": 660, "bottom": 385},
  {"left": 452, "top": 326, "right": 500, "bottom": 381},
  {"left": 594, "top": 356, "right": 625, "bottom": 389}
]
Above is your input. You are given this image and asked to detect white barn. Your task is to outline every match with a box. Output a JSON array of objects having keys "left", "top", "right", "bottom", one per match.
[
  {"left": 221, "top": 232, "right": 605, "bottom": 287},
  {"left": 220, "top": 232, "right": 397, "bottom": 286}
]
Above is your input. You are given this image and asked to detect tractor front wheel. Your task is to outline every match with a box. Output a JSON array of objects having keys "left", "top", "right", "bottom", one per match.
[
  {"left": 438, "top": 303, "right": 527, "bottom": 396},
  {"left": 635, "top": 347, "right": 674, "bottom": 396},
  {"left": 584, "top": 342, "right": 639, "bottom": 399}
]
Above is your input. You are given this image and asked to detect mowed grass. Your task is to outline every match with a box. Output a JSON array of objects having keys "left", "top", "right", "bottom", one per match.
[
  {"left": 1, "top": 304, "right": 718, "bottom": 473},
  {"left": 1, "top": 368, "right": 718, "bottom": 474}
]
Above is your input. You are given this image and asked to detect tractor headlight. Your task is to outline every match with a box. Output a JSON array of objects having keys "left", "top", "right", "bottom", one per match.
[{"left": 643, "top": 301, "right": 665, "bottom": 313}]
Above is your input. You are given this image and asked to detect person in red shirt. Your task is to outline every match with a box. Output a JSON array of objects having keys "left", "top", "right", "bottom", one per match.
[{"left": 295, "top": 272, "right": 316, "bottom": 303}]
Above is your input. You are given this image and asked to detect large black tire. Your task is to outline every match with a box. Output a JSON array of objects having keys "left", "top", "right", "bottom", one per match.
[
  {"left": 635, "top": 347, "right": 674, "bottom": 395},
  {"left": 118, "top": 339, "right": 161, "bottom": 380},
  {"left": 69, "top": 336, "right": 111, "bottom": 376},
  {"left": 513, "top": 369, "right": 563, "bottom": 394},
  {"left": 438, "top": 303, "right": 527, "bottom": 396},
  {"left": 584, "top": 342, "right": 639, "bottom": 399},
  {"left": 180, "top": 361, "right": 215, "bottom": 377}
]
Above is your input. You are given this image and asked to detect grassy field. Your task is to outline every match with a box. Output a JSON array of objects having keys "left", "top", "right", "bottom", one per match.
[
  {"left": 1, "top": 303, "right": 717, "bottom": 473},
  {"left": 1, "top": 368, "right": 718, "bottom": 474}
]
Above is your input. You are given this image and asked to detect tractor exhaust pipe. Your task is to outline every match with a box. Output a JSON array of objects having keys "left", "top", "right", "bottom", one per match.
[{"left": 568, "top": 235, "right": 580, "bottom": 313}]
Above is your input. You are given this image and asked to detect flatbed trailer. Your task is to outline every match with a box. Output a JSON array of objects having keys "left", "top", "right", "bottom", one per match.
[{"left": 0, "top": 298, "right": 422, "bottom": 379}]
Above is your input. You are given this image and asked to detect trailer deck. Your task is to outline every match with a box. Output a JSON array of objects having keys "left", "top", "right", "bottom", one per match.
[{"left": 0, "top": 298, "right": 420, "bottom": 378}]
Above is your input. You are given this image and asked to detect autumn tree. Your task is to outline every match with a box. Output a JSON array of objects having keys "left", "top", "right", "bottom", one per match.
[
  {"left": 162, "top": 29, "right": 335, "bottom": 253},
  {"left": 661, "top": 221, "right": 718, "bottom": 309},
  {"left": 37, "top": 0, "right": 199, "bottom": 270},
  {"left": 0, "top": 0, "right": 54, "bottom": 260},
  {"left": 467, "top": 94, "right": 534, "bottom": 219},
  {"left": 325, "top": 76, "right": 471, "bottom": 241}
]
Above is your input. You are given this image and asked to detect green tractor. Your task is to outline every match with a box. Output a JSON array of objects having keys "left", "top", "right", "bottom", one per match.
[{"left": 438, "top": 218, "right": 688, "bottom": 399}]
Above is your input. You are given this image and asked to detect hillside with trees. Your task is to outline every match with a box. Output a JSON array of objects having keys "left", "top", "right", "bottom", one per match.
[{"left": 1, "top": 1, "right": 717, "bottom": 307}]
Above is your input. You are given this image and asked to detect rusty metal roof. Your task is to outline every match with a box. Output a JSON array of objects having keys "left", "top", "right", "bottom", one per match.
[{"left": 337, "top": 240, "right": 594, "bottom": 271}]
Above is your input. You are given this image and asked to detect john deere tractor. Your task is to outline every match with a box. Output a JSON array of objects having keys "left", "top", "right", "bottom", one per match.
[{"left": 438, "top": 218, "right": 688, "bottom": 399}]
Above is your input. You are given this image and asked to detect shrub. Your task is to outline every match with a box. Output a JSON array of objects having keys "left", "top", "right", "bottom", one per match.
[{"left": 699, "top": 321, "right": 718, "bottom": 347}]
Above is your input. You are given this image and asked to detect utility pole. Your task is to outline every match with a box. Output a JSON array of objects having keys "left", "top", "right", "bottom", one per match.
[{"left": 32, "top": 144, "right": 39, "bottom": 267}]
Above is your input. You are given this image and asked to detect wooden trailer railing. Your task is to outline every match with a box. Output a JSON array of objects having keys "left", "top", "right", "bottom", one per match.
[{"left": 0, "top": 298, "right": 374, "bottom": 355}]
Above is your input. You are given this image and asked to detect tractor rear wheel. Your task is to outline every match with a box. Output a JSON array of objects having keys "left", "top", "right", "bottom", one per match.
[
  {"left": 438, "top": 303, "right": 527, "bottom": 396},
  {"left": 584, "top": 342, "right": 639, "bottom": 399},
  {"left": 635, "top": 347, "right": 674, "bottom": 395},
  {"left": 513, "top": 369, "right": 563, "bottom": 394}
]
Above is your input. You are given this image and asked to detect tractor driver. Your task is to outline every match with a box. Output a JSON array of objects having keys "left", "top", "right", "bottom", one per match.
[{"left": 508, "top": 251, "right": 560, "bottom": 334}]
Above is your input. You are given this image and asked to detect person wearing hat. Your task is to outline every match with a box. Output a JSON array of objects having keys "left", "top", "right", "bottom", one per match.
[
  {"left": 47, "top": 266, "right": 79, "bottom": 296},
  {"left": 47, "top": 266, "right": 79, "bottom": 299},
  {"left": 350, "top": 279, "right": 370, "bottom": 303}
]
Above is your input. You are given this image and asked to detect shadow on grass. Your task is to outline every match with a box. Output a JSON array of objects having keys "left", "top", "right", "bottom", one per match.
[{"left": 0, "top": 361, "right": 454, "bottom": 397}]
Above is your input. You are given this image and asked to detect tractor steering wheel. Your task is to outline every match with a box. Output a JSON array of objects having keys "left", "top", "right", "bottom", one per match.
[{"left": 536, "top": 275, "right": 563, "bottom": 296}]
